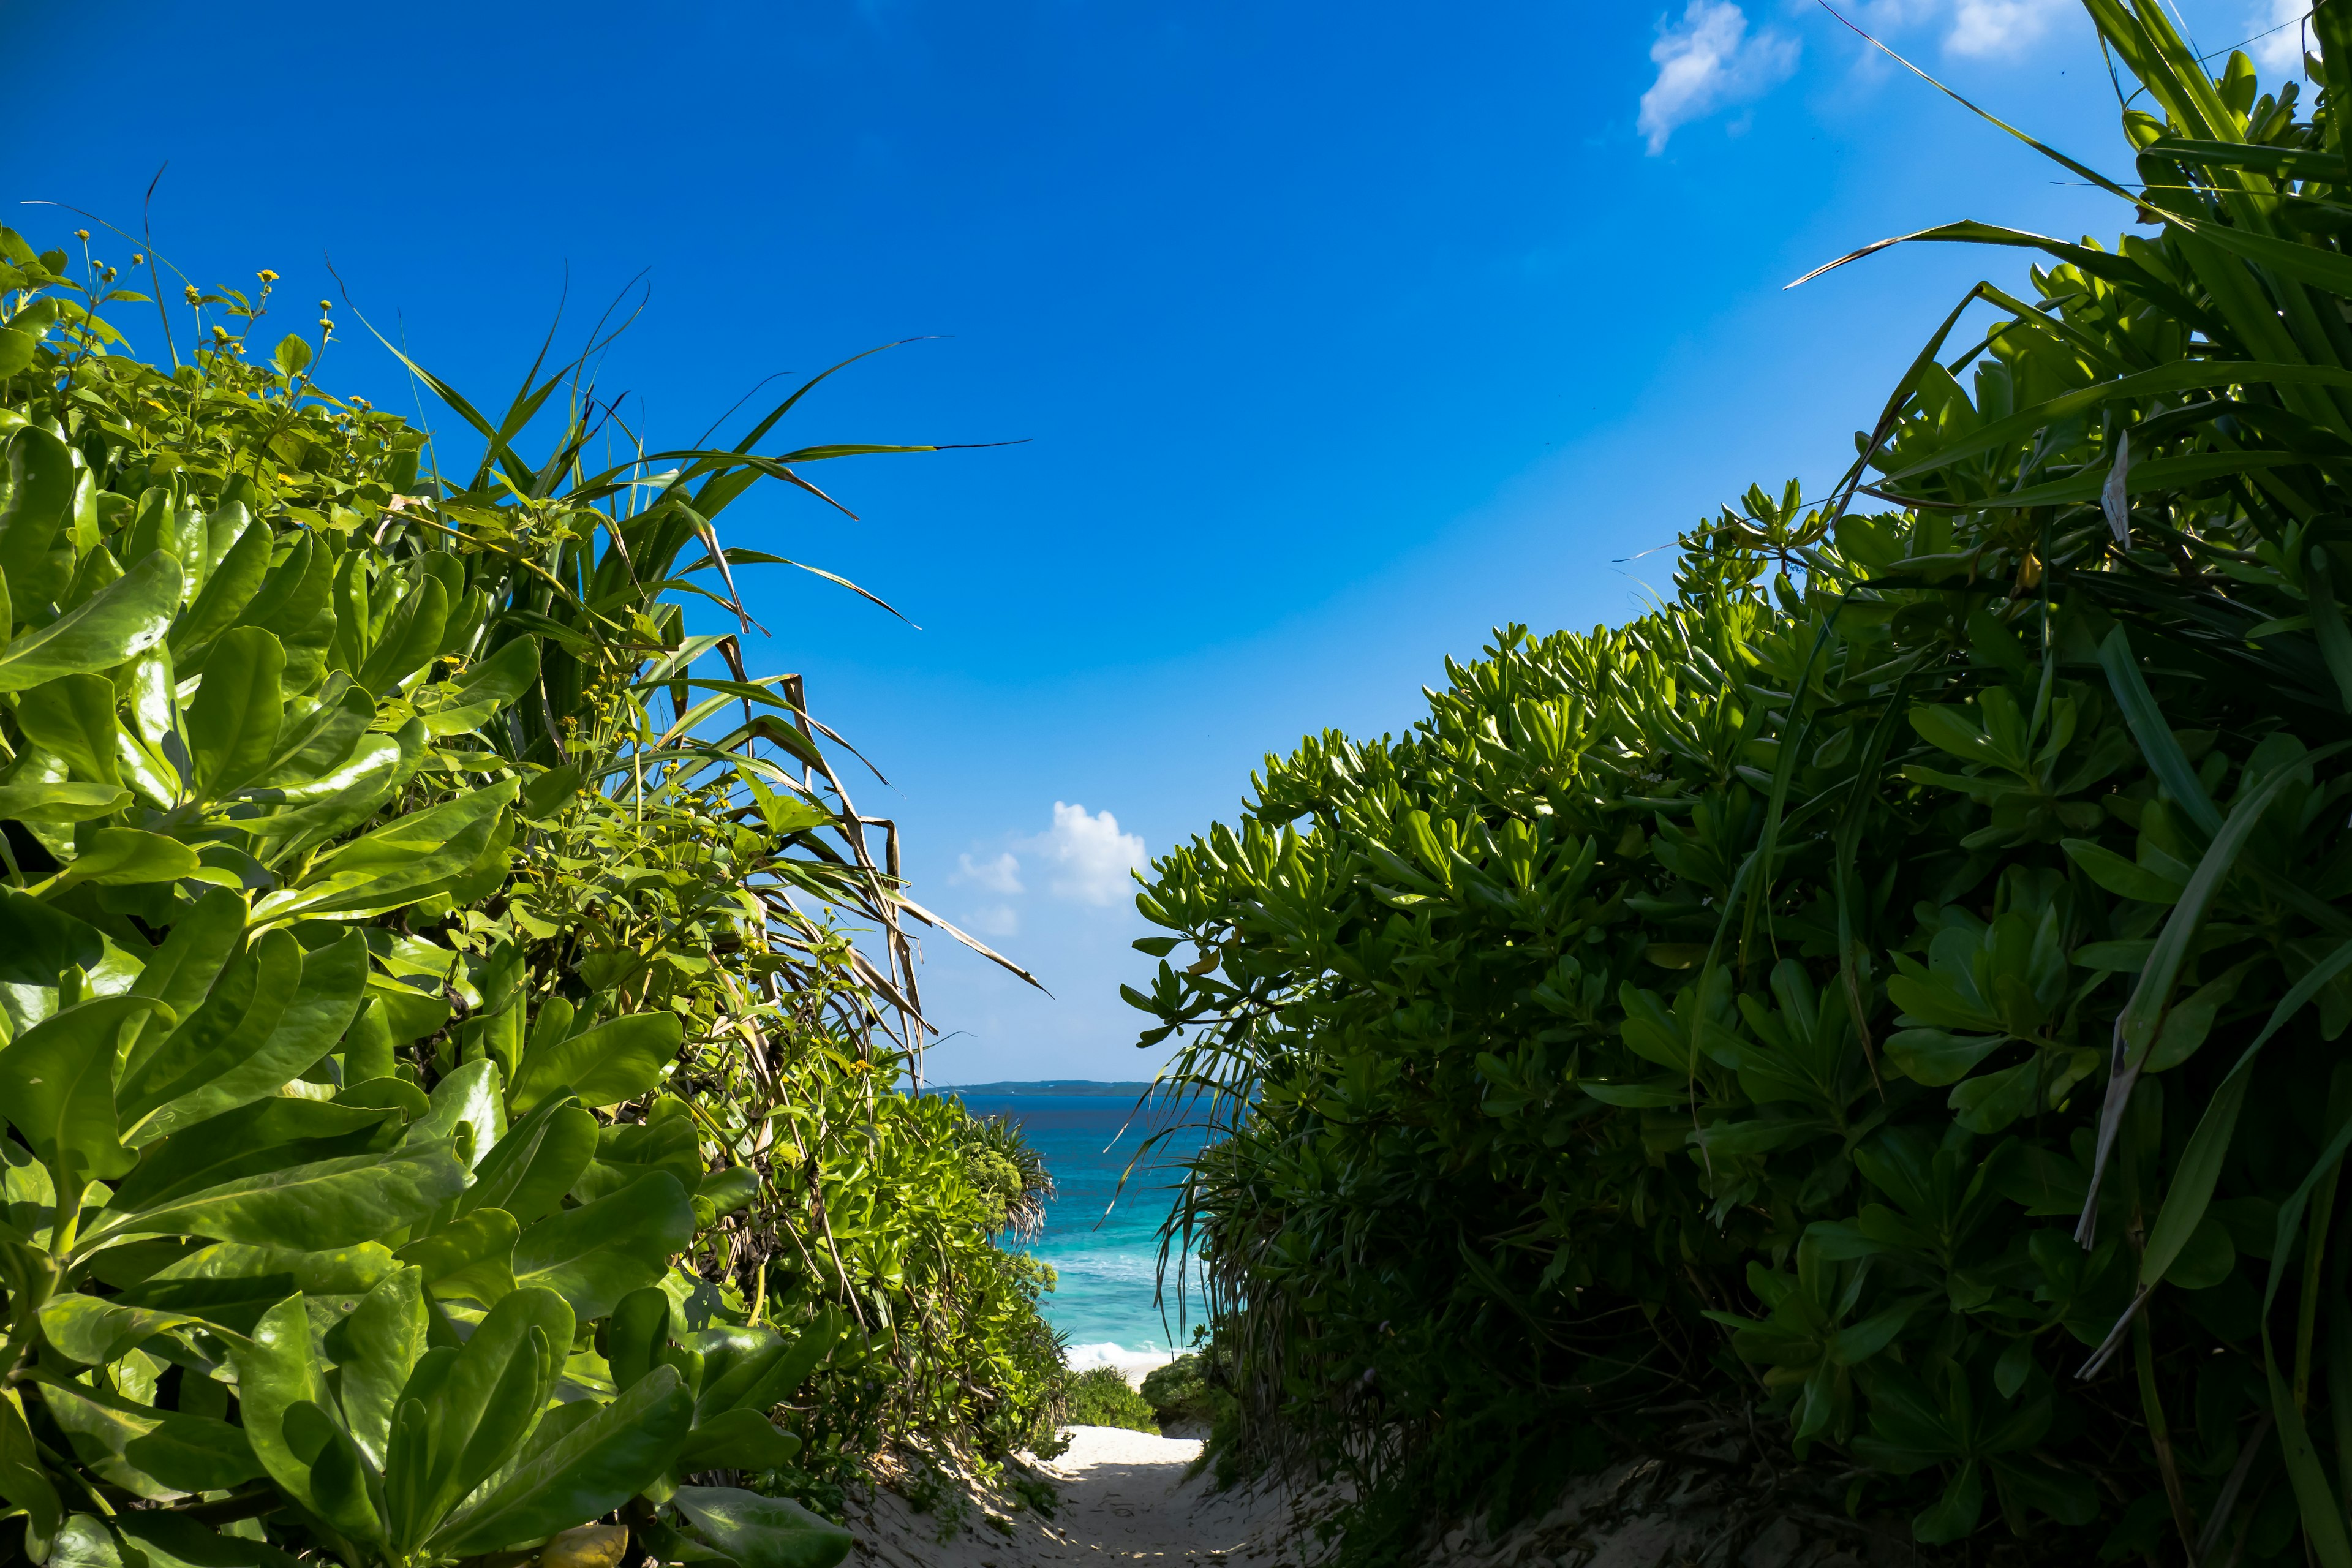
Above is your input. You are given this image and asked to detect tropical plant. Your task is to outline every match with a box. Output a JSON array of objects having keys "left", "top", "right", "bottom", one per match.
[
  {"left": 0, "top": 222, "right": 1058, "bottom": 1568},
  {"left": 1132, "top": 3, "right": 2352, "bottom": 1562}
]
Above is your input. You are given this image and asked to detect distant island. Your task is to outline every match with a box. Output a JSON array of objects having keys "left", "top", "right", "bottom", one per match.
[{"left": 932, "top": 1080, "right": 1161, "bottom": 1096}]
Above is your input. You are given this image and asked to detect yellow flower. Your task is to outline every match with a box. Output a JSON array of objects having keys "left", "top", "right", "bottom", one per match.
[{"left": 257, "top": 269, "right": 279, "bottom": 285}]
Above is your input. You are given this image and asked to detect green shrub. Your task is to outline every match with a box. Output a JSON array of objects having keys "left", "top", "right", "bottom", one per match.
[
  {"left": 1132, "top": 4, "right": 2352, "bottom": 1561},
  {"left": 1058, "top": 1366, "right": 1159, "bottom": 1434},
  {"left": 0, "top": 232, "right": 1058, "bottom": 1566},
  {"left": 1139, "top": 1354, "right": 1208, "bottom": 1424}
]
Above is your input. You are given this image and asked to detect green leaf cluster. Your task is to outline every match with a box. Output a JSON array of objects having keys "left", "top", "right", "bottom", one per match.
[
  {"left": 0, "top": 238, "right": 1060, "bottom": 1566},
  {"left": 1133, "top": 6, "right": 2352, "bottom": 1560}
]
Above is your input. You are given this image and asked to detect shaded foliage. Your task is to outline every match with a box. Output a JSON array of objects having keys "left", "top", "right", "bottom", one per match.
[
  {"left": 1134, "top": 5, "right": 2352, "bottom": 1562},
  {"left": 0, "top": 228, "right": 1058, "bottom": 1567}
]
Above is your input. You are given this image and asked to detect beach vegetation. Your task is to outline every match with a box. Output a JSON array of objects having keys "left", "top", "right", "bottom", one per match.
[
  {"left": 1134, "top": 4, "right": 2352, "bottom": 1561},
  {"left": 0, "top": 227, "right": 1061, "bottom": 1566}
]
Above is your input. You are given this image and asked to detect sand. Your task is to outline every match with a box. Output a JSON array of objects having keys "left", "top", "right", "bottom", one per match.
[{"left": 843, "top": 1427, "right": 1322, "bottom": 1568}]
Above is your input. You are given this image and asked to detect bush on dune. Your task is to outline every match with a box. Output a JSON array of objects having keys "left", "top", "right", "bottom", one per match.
[
  {"left": 0, "top": 230, "right": 1061, "bottom": 1566},
  {"left": 1134, "top": 4, "right": 2352, "bottom": 1562}
]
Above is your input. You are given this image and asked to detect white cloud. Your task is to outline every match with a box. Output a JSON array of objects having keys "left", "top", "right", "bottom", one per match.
[
  {"left": 1638, "top": 1, "right": 1801, "bottom": 154},
  {"left": 2250, "top": 0, "right": 2313, "bottom": 75},
  {"left": 968, "top": 904, "right": 1020, "bottom": 937},
  {"left": 952, "top": 851, "right": 1023, "bottom": 895},
  {"left": 1016, "top": 802, "right": 1148, "bottom": 907},
  {"left": 1945, "top": 0, "right": 2067, "bottom": 57}
]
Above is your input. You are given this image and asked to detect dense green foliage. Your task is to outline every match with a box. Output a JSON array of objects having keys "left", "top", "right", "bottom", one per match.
[
  {"left": 0, "top": 231, "right": 1060, "bottom": 1567},
  {"left": 1134, "top": 4, "right": 2352, "bottom": 1561},
  {"left": 1054, "top": 1368, "right": 1156, "bottom": 1435}
]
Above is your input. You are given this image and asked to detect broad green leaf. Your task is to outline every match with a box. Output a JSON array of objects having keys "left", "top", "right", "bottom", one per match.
[
  {"left": 184, "top": 627, "right": 284, "bottom": 797},
  {"left": 146, "top": 1240, "right": 397, "bottom": 1297},
  {"left": 462, "top": 1096, "right": 597, "bottom": 1227},
  {"left": 333, "top": 1265, "right": 428, "bottom": 1468},
  {"left": 510, "top": 1011, "right": 685, "bottom": 1114},
  {"left": 0, "top": 889, "right": 137, "bottom": 1039},
  {"left": 37, "top": 1295, "right": 217, "bottom": 1365},
  {"left": 83, "top": 1139, "right": 467, "bottom": 1256},
  {"left": 415, "top": 1286, "right": 572, "bottom": 1534},
  {"left": 0, "top": 551, "right": 183, "bottom": 693},
  {"left": 729, "top": 1308, "right": 842, "bottom": 1415},
  {"left": 0, "top": 1389, "right": 60, "bottom": 1561},
  {"left": 606, "top": 1287, "right": 674, "bottom": 1393},
  {"left": 225, "top": 1294, "right": 326, "bottom": 1514},
  {"left": 118, "top": 929, "right": 301, "bottom": 1134},
  {"left": 15, "top": 674, "right": 121, "bottom": 786},
  {"left": 109, "top": 1095, "right": 391, "bottom": 1214},
  {"left": 36, "top": 1380, "right": 262, "bottom": 1498},
  {"left": 1883, "top": 1030, "right": 2007, "bottom": 1087},
  {"left": 418, "top": 635, "right": 540, "bottom": 737},
  {"left": 355, "top": 576, "right": 448, "bottom": 696},
  {"left": 2058, "top": 837, "right": 2184, "bottom": 904},
  {"left": 265, "top": 774, "right": 514, "bottom": 919},
  {"left": 669, "top": 1485, "right": 854, "bottom": 1568},
  {"left": 45, "top": 827, "right": 202, "bottom": 891},
  {"left": 50, "top": 1516, "right": 126, "bottom": 1568},
  {"left": 0, "top": 326, "right": 34, "bottom": 379},
  {"left": 113, "top": 1513, "right": 304, "bottom": 1568},
  {"left": 431, "top": 1366, "right": 693, "bottom": 1558},
  {"left": 394, "top": 1207, "right": 518, "bottom": 1305},
  {"left": 0, "top": 426, "right": 74, "bottom": 609},
  {"left": 0, "top": 779, "right": 128, "bottom": 823},
  {"left": 124, "top": 888, "right": 250, "bottom": 1067},
  {"left": 168, "top": 519, "right": 273, "bottom": 660},
  {"left": 0, "top": 995, "right": 164, "bottom": 1184},
  {"left": 290, "top": 1404, "right": 383, "bottom": 1544},
  {"left": 513, "top": 1170, "right": 695, "bottom": 1320},
  {"left": 674, "top": 1409, "right": 801, "bottom": 1472},
  {"left": 402, "top": 1057, "right": 505, "bottom": 1169}
]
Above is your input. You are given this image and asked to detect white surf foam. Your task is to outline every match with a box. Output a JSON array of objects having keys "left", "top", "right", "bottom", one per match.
[{"left": 1064, "top": 1340, "right": 1180, "bottom": 1385}]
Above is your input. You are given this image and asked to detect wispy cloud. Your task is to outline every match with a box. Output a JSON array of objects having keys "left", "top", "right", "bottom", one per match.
[
  {"left": 1015, "top": 802, "right": 1148, "bottom": 907},
  {"left": 952, "top": 851, "right": 1024, "bottom": 895},
  {"left": 1943, "top": 0, "right": 2068, "bottom": 57},
  {"left": 2250, "top": 0, "right": 2314, "bottom": 75},
  {"left": 968, "top": 904, "right": 1020, "bottom": 937},
  {"left": 1639, "top": 1, "right": 1801, "bottom": 154}
]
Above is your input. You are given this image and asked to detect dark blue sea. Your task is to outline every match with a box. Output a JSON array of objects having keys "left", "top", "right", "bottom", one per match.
[{"left": 943, "top": 1090, "right": 1211, "bottom": 1374}]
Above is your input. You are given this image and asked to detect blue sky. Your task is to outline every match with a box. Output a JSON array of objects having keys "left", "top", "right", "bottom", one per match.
[{"left": 6, "top": 0, "right": 2308, "bottom": 1082}]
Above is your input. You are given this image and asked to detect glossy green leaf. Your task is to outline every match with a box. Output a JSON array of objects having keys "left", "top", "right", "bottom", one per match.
[
  {"left": 46, "top": 827, "right": 202, "bottom": 890},
  {"left": 36, "top": 1379, "right": 262, "bottom": 1498},
  {"left": 669, "top": 1485, "right": 854, "bottom": 1568},
  {"left": 513, "top": 1170, "right": 695, "bottom": 1320},
  {"left": 674, "top": 1409, "right": 801, "bottom": 1472},
  {"left": 431, "top": 1365, "right": 693, "bottom": 1558},
  {"left": 184, "top": 627, "right": 284, "bottom": 797},
  {"left": 0, "top": 550, "right": 183, "bottom": 693},
  {"left": 462, "top": 1095, "right": 597, "bottom": 1227},
  {"left": 510, "top": 1010, "right": 685, "bottom": 1114},
  {"left": 15, "top": 674, "right": 121, "bottom": 787},
  {"left": 393, "top": 1207, "right": 518, "bottom": 1305},
  {"left": 414, "top": 1286, "right": 571, "bottom": 1533},
  {"left": 334, "top": 1264, "right": 428, "bottom": 1468},
  {"left": 225, "top": 1294, "right": 327, "bottom": 1514},
  {"left": 83, "top": 1139, "right": 467, "bottom": 1256},
  {"left": 0, "top": 1388, "right": 61, "bottom": 1561},
  {"left": 0, "top": 995, "right": 164, "bottom": 1185}
]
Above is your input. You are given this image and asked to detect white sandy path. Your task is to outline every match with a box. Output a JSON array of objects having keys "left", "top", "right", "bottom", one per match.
[{"left": 845, "top": 1428, "right": 1319, "bottom": 1568}]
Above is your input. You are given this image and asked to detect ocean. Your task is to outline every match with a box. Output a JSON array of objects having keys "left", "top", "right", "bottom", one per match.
[{"left": 942, "top": 1088, "right": 1211, "bottom": 1380}]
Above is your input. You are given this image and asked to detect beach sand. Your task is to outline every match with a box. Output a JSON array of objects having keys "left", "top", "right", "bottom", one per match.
[{"left": 844, "top": 1427, "right": 1322, "bottom": 1568}]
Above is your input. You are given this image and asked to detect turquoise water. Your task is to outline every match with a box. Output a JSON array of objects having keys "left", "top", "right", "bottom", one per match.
[{"left": 949, "top": 1091, "right": 1209, "bottom": 1371}]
